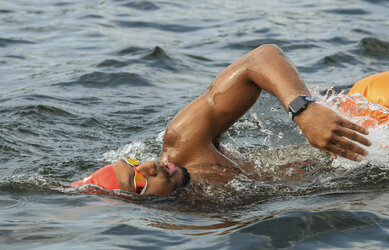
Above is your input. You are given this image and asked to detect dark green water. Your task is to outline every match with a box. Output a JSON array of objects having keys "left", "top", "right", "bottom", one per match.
[{"left": 1, "top": 0, "right": 389, "bottom": 249}]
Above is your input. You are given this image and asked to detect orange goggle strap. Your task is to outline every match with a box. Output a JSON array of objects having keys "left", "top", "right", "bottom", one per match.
[{"left": 123, "top": 158, "right": 148, "bottom": 195}]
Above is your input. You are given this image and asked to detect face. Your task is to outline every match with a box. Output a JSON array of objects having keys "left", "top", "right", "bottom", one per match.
[{"left": 129, "top": 161, "right": 184, "bottom": 196}]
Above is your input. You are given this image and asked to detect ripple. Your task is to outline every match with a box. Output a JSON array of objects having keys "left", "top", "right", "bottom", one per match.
[
  {"left": 0, "top": 223, "right": 76, "bottom": 247},
  {"left": 362, "top": 0, "right": 389, "bottom": 4},
  {"left": 80, "top": 14, "right": 103, "bottom": 19},
  {"left": 116, "top": 46, "right": 145, "bottom": 55},
  {"left": 114, "top": 20, "right": 202, "bottom": 32},
  {"left": 323, "top": 36, "right": 354, "bottom": 45},
  {"left": 352, "top": 28, "right": 374, "bottom": 35},
  {"left": 360, "top": 37, "right": 389, "bottom": 55},
  {"left": 54, "top": 1, "right": 74, "bottom": 6},
  {"left": 320, "top": 52, "right": 361, "bottom": 67},
  {"left": 282, "top": 42, "right": 320, "bottom": 51},
  {"left": 0, "top": 177, "right": 59, "bottom": 195},
  {"left": 5, "top": 55, "right": 25, "bottom": 59},
  {"left": 144, "top": 46, "right": 171, "bottom": 60},
  {"left": 97, "top": 59, "right": 127, "bottom": 68},
  {"left": 224, "top": 38, "right": 287, "bottom": 50},
  {"left": 100, "top": 223, "right": 187, "bottom": 248},
  {"left": 0, "top": 9, "right": 13, "bottom": 13},
  {"left": 184, "top": 54, "right": 212, "bottom": 62},
  {"left": 0, "top": 199, "right": 18, "bottom": 209},
  {"left": 0, "top": 37, "right": 35, "bottom": 47},
  {"left": 122, "top": 1, "right": 160, "bottom": 11},
  {"left": 142, "top": 46, "right": 187, "bottom": 72},
  {"left": 229, "top": 210, "right": 387, "bottom": 249},
  {"left": 322, "top": 8, "right": 370, "bottom": 15},
  {"left": 57, "top": 72, "right": 153, "bottom": 87},
  {"left": 1, "top": 0, "right": 389, "bottom": 248},
  {"left": 15, "top": 104, "right": 74, "bottom": 118}
]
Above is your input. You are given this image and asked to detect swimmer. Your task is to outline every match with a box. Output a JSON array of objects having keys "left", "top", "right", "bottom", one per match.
[{"left": 72, "top": 44, "right": 372, "bottom": 196}]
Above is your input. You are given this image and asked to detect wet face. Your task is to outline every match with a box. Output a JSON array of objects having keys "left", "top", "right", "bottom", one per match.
[{"left": 129, "top": 161, "right": 185, "bottom": 196}]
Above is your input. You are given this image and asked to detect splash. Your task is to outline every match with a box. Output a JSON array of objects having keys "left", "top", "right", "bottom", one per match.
[
  {"left": 100, "top": 141, "right": 158, "bottom": 163},
  {"left": 249, "top": 109, "right": 278, "bottom": 149},
  {"left": 311, "top": 86, "right": 389, "bottom": 170}
]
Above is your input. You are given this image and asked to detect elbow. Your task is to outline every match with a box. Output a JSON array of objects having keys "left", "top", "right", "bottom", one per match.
[
  {"left": 252, "top": 44, "right": 284, "bottom": 60},
  {"left": 243, "top": 44, "right": 286, "bottom": 70}
]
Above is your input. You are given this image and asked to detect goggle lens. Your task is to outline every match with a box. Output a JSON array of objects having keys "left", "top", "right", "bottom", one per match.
[{"left": 133, "top": 166, "right": 148, "bottom": 194}]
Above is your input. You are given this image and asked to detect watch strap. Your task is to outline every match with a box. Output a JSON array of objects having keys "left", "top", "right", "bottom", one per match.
[{"left": 288, "top": 96, "right": 314, "bottom": 121}]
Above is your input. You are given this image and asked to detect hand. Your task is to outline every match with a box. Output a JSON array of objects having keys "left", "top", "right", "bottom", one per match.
[{"left": 294, "top": 103, "right": 371, "bottom": 162}]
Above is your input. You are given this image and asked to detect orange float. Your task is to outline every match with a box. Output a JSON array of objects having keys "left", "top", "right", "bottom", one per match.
[{"left": 338, "top": 71, "right": 389, "bottom": 129}]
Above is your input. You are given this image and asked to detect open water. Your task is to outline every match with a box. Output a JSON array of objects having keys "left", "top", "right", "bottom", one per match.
[{"left": 1, "top": 0, "right": 389, "bottom": 249}]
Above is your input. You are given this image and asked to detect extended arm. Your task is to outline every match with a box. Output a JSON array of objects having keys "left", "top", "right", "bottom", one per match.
[
  {"left": 244, "top": 44, "right": 371, "bottom": 161},
  {"left": 163, "top": 44, "right": 371, "bottom": 165}
]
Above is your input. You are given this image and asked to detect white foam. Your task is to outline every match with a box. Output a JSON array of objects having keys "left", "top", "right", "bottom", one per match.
[
  {"left": 100, "top": 141, "right": 157, "bottom": 163},
  {"left": 156, "top": 130, "right": 165, "bottom": 142},
  {"left": 311, "top": 87, "right": 389, "bottom": 170},
  {"left": 333, "top": 125, "right": 389, "bottom": 170}
]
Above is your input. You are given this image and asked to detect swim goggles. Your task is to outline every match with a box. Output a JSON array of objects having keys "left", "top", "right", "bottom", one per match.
[
  {"left": 123, "top": 158, "right": 148, "bottom": 195},
  {"left": 133, "top": 165, "right": 148, "bottom": 195}
]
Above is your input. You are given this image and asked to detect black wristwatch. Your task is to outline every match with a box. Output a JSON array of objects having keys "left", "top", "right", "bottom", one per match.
[{"left": 288, "top": 96, "right": 314, "bottom": 121}]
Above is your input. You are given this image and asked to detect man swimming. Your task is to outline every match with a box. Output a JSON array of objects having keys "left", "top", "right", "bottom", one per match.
[{"left": 72, "top": 44, "right": 374, "bottom": 196}]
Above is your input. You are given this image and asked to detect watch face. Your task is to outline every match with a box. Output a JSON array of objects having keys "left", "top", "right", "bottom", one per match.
[{"left": 289, "top": 96, "right": 308, "bottom": 114}]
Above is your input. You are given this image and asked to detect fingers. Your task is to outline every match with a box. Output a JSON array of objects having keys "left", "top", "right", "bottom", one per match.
[
  {"left": 336, "top": 127, "right": 371, "bottom": 147},
  {"left": 331, "top": 136, "right": 368, "bottom": 158},
  {"left": 325, "top": 144, "right": 363, "bottom": 162},
  {"left": 317, "top": 120, "right": 372, "bottom": 162},
  {"left": 321, "top": 148, "right": 337, "bottom": 159},
  {"left": 325, "top": 118, "right": 371, "bottom": 162},
  {"left": 297, "top": 104, "right": 372, "bottom": 162},
  {"left": 339, "top": 118, "right": 369, "bottom": 135}
]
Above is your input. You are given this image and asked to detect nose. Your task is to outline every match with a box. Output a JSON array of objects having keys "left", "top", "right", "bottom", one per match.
[{"left": 139, "top": 161, "right": 157, "bottom": 176}]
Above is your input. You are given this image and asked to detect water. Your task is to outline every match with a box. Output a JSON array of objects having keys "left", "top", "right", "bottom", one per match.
[{"left": 1, "top": 0, "right": 389, "bottom": 248}]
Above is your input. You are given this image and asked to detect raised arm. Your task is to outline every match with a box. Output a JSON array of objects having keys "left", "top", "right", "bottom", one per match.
[
  {"left": 163, "top": 44, "right": 371, "bottom": 165},
  {"left": 244, "top": 44, "right": 371, "bottom": 161}
]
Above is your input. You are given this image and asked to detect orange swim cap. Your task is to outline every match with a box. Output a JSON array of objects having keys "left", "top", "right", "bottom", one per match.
[
  {"left": 348, "top": 71, "right": 389, "bottom": 108},
  {"left": 70, "top": 164, "right": 120, "bottom": 190}
]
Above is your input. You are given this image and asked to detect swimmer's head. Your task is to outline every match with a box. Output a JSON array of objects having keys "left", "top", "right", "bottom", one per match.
[{"left": 129, "top": 161, "right": 190, "bottom": 196}]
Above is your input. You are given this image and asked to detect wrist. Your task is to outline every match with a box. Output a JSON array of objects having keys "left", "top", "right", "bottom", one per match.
[
  {"left": 288, "top": 95, "right": 315, "bottom": 121},
  {"left": 293, "top": 102, "right": 324, "bottom": 131}
]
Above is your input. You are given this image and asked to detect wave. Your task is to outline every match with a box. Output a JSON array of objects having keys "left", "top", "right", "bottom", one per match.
[
  {"left": 227, "top": 210, "right": 389, "bottom": 249},
  {"left": 56, "top": 72, "right": 153, "bottom": 88},
  {"left": 322, "top": 8, "right": 370, "bottom": 15},
  {"left": 114, "top": 20, "right": 202, "bottom": 33},
  {"left": 360, "top": 37, "right": 389, "bottom": 56},
  {"left": 0, "top": 37, "right": 35, "bottom": 47},
  {"left": 122, "top": 1, "right": 160, "bottom": 11},
  {"left": 320, "top": 52, "right": 361, "bottom": 67}
]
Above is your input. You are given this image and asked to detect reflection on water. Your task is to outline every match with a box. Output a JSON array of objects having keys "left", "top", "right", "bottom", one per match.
[{"left": 149, "top": 219, "right": 250, "bottom": 236}]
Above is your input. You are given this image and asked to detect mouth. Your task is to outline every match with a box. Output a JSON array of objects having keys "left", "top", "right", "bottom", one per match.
[{"left": 163, "top": 162, "right": 177, "bottom": 176}]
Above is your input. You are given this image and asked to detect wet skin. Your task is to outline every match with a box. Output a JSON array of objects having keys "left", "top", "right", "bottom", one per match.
[
  {"left": 113, "top": 44, "right": 371, "bottom": 194},
  {"left": 159, "top": 44, "right": 371, "bottom": 183},
  {"left": 113, "top": 160, "right": 184, "bottom": 196}
]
